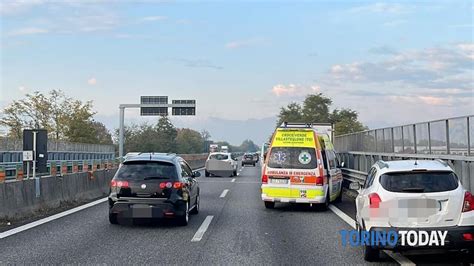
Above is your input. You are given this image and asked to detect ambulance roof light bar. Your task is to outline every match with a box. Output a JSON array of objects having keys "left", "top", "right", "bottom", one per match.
[{"left": 280, "top": 122, "right": 333, "bottom": 128}]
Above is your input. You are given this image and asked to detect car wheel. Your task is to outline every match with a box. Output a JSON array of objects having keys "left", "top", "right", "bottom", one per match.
[
  {"left": 233, "top": 170, "right": 237, "bottom": 176},
  {"left": 241, "top": 163, "right": 244, "bottom": 167},
  {"left": 109, "top": 213, "right": 118, "bottom": 224},
  {"left": 205, "top": 170, "right": 210, "bottom": 177},
  {"left": 364, "top": 245, "right": 380, "bottom": 262},
  {"left": 177, "top": 201, "right": 189, "bottom": 226},
  {"left": 190, "top": 193, "right": 199, "bottom": 215},
  {"left": 264, "top": 201, "right": 275, "bottom": 209}
]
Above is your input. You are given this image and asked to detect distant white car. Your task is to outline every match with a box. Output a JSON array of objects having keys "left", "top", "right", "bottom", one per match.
[
  {"left": 351, "top": 160, "right": 474, "bottom": 261},
  {"left": 205, "top": 152, "right": 237, "bottom": 177}
]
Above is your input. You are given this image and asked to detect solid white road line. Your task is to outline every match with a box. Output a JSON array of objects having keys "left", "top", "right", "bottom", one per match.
[
  {"left": 220, "top": 189, "right": 229, "bottom": 198},
  {"left": 231, "top": 178, "right": 236, "bottom": 182},
  {"left": 0, "top": 197, "right": 108, "bottom": 239},
  {"left": 191, "top": 215, "right": 214, "bottom": 242},
  {"left": 328, "top": 205, "right": 415, "bottom": 266}
]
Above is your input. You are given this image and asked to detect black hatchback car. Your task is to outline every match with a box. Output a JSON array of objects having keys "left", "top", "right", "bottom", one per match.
[{"left": 108, "top": 153, "right": 200, "bottom": 226}]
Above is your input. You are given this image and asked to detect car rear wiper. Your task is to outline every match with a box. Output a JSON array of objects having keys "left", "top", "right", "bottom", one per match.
[
  {"left": 143, "top": 176, "right": 169, "bottom": 180},
  {"left": 401, "top": 187, "right": 425, "bottom": 192}
]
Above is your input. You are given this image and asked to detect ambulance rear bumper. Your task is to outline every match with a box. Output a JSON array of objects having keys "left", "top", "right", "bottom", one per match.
[{"left": 262, "top": 195, "right": 326, "bottom": 204}]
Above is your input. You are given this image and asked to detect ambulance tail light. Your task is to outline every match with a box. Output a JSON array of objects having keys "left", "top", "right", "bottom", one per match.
[
  {"left": 463, "top": 191, "right": 474, "bottom": 212},
  {"left": 262, "top": 174, "right": 268, "bottom": 184},
  {"left": 315, "top": 176, "right": 324, "bottom": 186},
  {"left": 369, "top": 193, "right": 381, "bottom": 208}
]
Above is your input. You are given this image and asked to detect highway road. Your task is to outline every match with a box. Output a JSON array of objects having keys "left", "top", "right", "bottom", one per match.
[{"left": 0, "top": 164, "right": 470, "bottom": 265}]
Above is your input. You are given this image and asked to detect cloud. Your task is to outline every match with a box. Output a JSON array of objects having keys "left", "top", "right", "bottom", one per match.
[
  {"left": 140, "top": 16, "right": 168, "bottom": 22},
  {"left": 329, "top": 43, "right": 473, "bottom": 92},
  {"left": 368, "top": 45, "right": 398, "bottom": 55},
  {"left": 171, "top": 58, "right": 223, "bottom": 70},
  {"left": 87, "top": 77, "right": 97, "bottom": 85},
  {"left": 271, "top": 84, "right": 320, "bottom": 97},
  {"left": 225, "top": 38, "right": 265, "bottom": 49},
  {"left": 349, "top": 3, "right": 413, "bottom": 14},
  {"left": 8, "top": 27, "right": 49, "bottom": 36},
  {"left": 382, "top": 20, "right": 407, "bottom": 27},
  {"left": 389, "top": 95, "right": 451, "bottom": 106},
  {"left": 0, "top": 0, "right": 44, "bottom": 15}
]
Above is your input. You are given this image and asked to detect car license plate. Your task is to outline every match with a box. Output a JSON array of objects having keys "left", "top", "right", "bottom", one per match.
[
  {"left": 271, "top": 178, "right": 288, "bottom": 184},
  {"left": 132, "top": 204, "right": 152, "bottom": 217}
]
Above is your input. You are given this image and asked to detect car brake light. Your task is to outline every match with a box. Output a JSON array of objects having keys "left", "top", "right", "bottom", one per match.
[
  {"left": 173, "top": 182, "right": 184, "bottom": 189},
  {"left": 262, "top": 174, "right": 268, "bottom": 184},
  {"left": 369, "top": 193, "right": 381, "bottom": 208},
  {"left": 463, "top": 191, "right": 474, "bottom": 212},
  {"left": 463, "top": 233, "right": 474, "bottom": 241},
  {"left": 159, "top": 182, "right": 173, "bottom": 189},
  {"left": 315, "top": 176, "right": 323, "bottom": 186},
  {"left": 111, "top": 180, "right": 129, "bottom": 188}
]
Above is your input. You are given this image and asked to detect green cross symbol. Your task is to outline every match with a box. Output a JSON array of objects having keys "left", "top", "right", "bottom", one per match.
[{"left": 301, "top": 154, "right": 309, "bottom": 162}]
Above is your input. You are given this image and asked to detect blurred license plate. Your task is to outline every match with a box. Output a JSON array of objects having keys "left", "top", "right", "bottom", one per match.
[{"left": 271, "top": 178, "right": 288, "bottom": 184}]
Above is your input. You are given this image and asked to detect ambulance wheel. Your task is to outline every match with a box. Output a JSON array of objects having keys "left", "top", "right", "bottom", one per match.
[
  {"left": 205, "top": 170, "right": 210, "bottom": 177},
  {"left": 334, "top": 190, "right": 343, "bottom": 203},
  {"left": 364, "top": 245, "right": 380, "bottom": 262},
  {"left": 264, "top": 201, "right": 275, "bottom": 209},
  {"left": 319, "top": 189, "right": 330, "bottom": 211}
]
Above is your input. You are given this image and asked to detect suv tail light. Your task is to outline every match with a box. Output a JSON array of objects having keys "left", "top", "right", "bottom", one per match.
[
  {"left": 159, "top": 182, "right": 184, "bottom": 189},
  {"left": 463, "top": 191, "right": 474, "bottom": 212},
  {"left": 262, "top": 174, "right": 268, "bottom": 184},
  {"left": 111, "top": 180, "right": 129, "bottom": 188},
  {"left": 369, "top": 193, "right": 381, "bottom": 208}
]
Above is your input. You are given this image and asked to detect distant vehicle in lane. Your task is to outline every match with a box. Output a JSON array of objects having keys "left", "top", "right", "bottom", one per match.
[
  {"left": 108, "top": 153, "right": 200, "bottom": 226},
  {"left": 205, "top": 152, "right": 237, "bottom": 177},
  {"left": 351, "top": 159, "right": 474, "bottom": 262},
  {"left": 242, "top": 153, "right": 257, "bottom": 167},
  {"left": 220, "top": 146, "right": 229, "bottom": 153},
  {"left": 209, "top": 144, "right": 219, "bottom": 153},
  {"left": 261, "top": 122, "right": 343, "bottom": 209}
]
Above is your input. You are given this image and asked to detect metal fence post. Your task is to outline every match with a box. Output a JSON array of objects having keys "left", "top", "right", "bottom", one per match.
[
  {"left": 413, "top": 124, "right": 417, "bottom": 154},
  {"left": 446, "top": 119, "right": 450, "bottom": 154},
  {"left": 428, "top": 122, "right": 432, "bottom": 154},
  {"left": 468, "top": 117, "right": 471, "bottom": 156}
]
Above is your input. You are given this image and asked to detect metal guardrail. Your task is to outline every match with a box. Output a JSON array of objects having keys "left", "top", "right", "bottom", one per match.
[
  {"left": 0, "top": 136, "right": 115, "bottom": 153},
  {"left": 335, "top": 115, "right": 474, "bottom": 156},
  {"left": 341, "top": 168, "right": 367, "bottom": 185}
]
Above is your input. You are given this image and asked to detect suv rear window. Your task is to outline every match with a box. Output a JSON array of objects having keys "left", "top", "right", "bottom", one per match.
[
  {"left": 267, "top": 147, "right": 317, "bottom": 169},
  {"left": 115, "top": 161, "right": 178, "bottom": 181},
  {"left": 380, "top": 171, "right": 458, "bottom": 193},
  {"left": 209, "top": 154, "right": 229, "bottom": 160}
]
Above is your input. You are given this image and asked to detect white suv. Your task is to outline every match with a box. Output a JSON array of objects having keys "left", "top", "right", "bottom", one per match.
[{"left": 351, "top": 160, "right": 474, "bottom": 261}]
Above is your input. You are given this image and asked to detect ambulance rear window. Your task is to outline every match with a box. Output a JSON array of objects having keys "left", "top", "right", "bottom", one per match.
[{"left": 268, "top": 147, "right": 317, "bottom": 169}]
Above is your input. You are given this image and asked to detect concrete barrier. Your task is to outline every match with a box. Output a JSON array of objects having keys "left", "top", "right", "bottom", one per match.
[
  {"left": 0, "top": 169, "right": 116, "bottom": 221},
  {"left": 0, "top": 156, "right": 207, "bottom": 221}
]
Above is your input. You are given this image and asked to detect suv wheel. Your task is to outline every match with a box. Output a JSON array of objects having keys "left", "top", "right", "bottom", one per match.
[
  {"left": 177, "top": 201, "right": 189, "bottom": 226},
  {"left": 190, "top": 194, "right": 199, "bottom": 215},
  {"left": 364, "top": 245, "right": 380, "bottom": 261},
  {"left": 205, "top": 170, "right": 210, "bottom": 177},
  {"left": 109, "top": 213, "right": 118, "bottom": 224}
]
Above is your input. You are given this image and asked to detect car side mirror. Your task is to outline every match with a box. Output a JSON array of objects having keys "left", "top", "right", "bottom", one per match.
[
  {"left": 349, "top": 182, "right": 360, "bottom": 191},
  {"left": 192, "top": 171, "right": 201, "bottom": 178}
]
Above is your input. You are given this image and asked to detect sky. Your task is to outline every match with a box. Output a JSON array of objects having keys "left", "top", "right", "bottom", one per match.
[{"left": 1, "top": 0, "right": 473, "bottom": 145}]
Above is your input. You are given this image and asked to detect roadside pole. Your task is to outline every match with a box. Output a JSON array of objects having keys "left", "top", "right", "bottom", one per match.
[{"left": 33, "top": 131, "right": 40, "bottom": 197}]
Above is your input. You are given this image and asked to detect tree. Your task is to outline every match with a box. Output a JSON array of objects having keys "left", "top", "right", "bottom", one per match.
[
  {"left": 155, "top": 116, "right": 178, "bottom": 153},
  {"left": 331, "top": 109, "right": 367, "bottom": 135},
  {"left": 176, "top": 128, "right": 204, "bottom": 154},
  {"left": 276, "top": 102, "right": 304, "bottom": 126},
  {"left": 200, "top": 130, "right": 211, "bottom": 142},
  {"left": 91, "top": 121, "right": 113, "bottom": 145},
  {"left": 64, "top": 100, "right": 96, "bottom": 143},
  {"left": 239, "top": 139, "right": 259, "bottom": 152},
  {"left": 276, "top": 93, "right": 367, "bottom": 136},
  {"left": 0, "top": 91, "right": 51, "bottom": 138}
]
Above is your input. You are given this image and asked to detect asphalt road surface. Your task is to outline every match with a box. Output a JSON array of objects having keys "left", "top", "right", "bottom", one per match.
[{"left": 0, "top": 164, "right": 470, "bottom": 265}]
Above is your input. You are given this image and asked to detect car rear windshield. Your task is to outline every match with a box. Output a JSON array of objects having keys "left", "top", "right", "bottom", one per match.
[
  {"left": 244, "top": 154, "right": 253, "bottom": 159},
  {"left": 267, "top": 147, "right": 317, "bottom": 169},
  {"left": 209, "top": 154, "right": 229, "bottom": 160},
  {"left": 115, "top": 161, "right": 178, "bottom": 181},
  {"left": 380, "top": 171, "right": 458, "bottom": 193}
]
